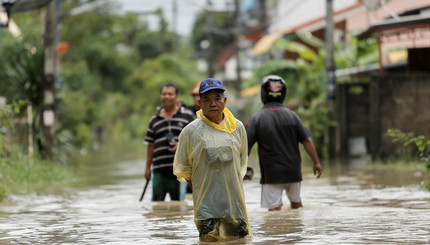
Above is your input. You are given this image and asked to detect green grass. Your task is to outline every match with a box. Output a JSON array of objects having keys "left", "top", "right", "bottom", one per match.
[{"left": 0, "top": 154, "right": 74, "bottom": 202}]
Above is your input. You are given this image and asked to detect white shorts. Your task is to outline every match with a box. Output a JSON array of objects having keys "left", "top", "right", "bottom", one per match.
[{"left": 261, "top": 182, "right": 302, "bottom": 209}]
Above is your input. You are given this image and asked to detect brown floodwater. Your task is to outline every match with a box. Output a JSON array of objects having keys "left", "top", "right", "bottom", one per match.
[{"left": 1, "top": 157, "right": 429, "bottom": 244}]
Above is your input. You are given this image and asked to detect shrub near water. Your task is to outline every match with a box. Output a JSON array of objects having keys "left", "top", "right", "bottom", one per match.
[
  {"left": 387, "top": 129, "right": 430, "bottom": 190},
  {"left": 0, "top": 155, "right": 74, "bottom": 202}
]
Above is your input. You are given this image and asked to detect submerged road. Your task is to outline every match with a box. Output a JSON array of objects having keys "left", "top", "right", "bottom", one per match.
[{"left": 1, "top": 158, "right": 429, "bottom": 244}]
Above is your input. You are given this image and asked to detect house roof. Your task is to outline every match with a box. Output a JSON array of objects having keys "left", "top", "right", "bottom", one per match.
[
  {"left": 252, "top": 1, "right": 364, "bottom": 55},
  {"left": 356, "top": 14, "right": 430, "bottom": 39},
  {"left": 335, "top": 61, "right": 406, "bottom": 77},
  {"left": 215, "top": 45, "right": 235, "bottom": 68}
]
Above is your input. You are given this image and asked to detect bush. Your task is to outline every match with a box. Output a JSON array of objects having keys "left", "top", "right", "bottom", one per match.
[
  {"left": 0, "top": 154, "right": 74, "bottom": 202},
  {"left": 0, "top": 101, "right": 74, "bottom": 202},
  {"left": 387, "top": 129, "right": 430, "bottom": 190}
]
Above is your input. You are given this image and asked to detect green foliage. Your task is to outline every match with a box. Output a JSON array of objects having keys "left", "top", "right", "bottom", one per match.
[
  {"left": 0, "top": 101, "right": 27, "bottom": 157},
  {"left": 357, "top": 35, "right": 379, "bottom": 66},
  {"left": 0, "top": 105, "right": 14, "bottom": 157},
  {"left": 387, "top": 129, "right": 430, "bottom": 163},
  {"left": 0, "top": 101, "right": 73, "bottom": 202},
  {"left": 0, "top": 0, "right": 204, "bottom": 202},
  {"left": 0, "top": 32, "right": 44, "bottom": 111},
  {"left": 334, "top": 35, "right": 379, "bottom": 84},
  {"left": 387, "top": 129, "right": 430, "bottom": 190},
  {"left": 0, "top": 11, "right": 49, "bottom": 158},
  {"left": 276, "top": 40, "right": 318, "bottom": 62},
  {"left": 123, "top": 53, "right": 202, "bottom": 132},
  {"left": 334, "top": 35, "right": 379, "bottom": 69},
  {"left": 295, "top": 32, "right": 325, "bottom": 49},
  {"left": 0, "top": 154, "right": 74, "bottom": 202},
  {"left": 56, "top": 3, "right": 200, "bottom": 153},
  {"left": 0, "top": 0, "right": 202, "bottom": 162},
  {"left": 297, "top": 101, "right": 335, "bottom": 159},
  {"left": 139, "top": 53, "right": 200, "bottom": 100},
  {"left": 134, "top": 31, "right": 164, "bottom": 59}
]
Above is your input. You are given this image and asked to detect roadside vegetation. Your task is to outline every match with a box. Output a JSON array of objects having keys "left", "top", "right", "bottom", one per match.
[
  {"left": 0, "top": 155, "right": 74, "bottom": 202},
  {"left": 0, "top": 1, "right": 201, "bottom": 202},
  {"left": 0, "top": 103, "right": 73, "bottom": 202},
  {"left": 387, "top": 129, "right": 430, "bottom": 190}
]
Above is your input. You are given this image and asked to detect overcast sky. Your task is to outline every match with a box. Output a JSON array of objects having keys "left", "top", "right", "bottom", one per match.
[{"left": 117, "top": 0, "right": 231, "bottom": 37}]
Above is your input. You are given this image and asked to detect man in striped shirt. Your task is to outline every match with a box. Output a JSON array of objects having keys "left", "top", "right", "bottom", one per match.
[{"left": 144, "top": 83, "right": 195, "bottom": 201}]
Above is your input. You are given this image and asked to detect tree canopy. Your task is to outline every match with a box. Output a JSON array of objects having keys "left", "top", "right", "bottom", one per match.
[{"left": 0, "top": 0, "right": 202, "bottom": 158}]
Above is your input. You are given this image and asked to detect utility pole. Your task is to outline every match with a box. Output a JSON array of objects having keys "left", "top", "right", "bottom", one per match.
[
  {"left": 258, "top": 0, "right": 267, "bottom": 34},
  {"left": 325, "top": 0, "right": 336, "bottom": 158},
  {"left": 42, "top": 0, "right": 57, "bottom": 158},
  {"left": 233, "top": 0, "right": 242, "bottom": 97},
  {"left": 205, "top": 0, "right": 215, "bottom": 77},
  {"left": 158, "top": 8, "right": 168, "bottom": 53},
  {"left": 172, "top": 0, "right": 177, "bottom": 52}
]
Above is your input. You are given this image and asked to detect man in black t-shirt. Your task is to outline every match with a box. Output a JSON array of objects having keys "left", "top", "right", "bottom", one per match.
[{"left": 245, "top": 75, "right": 323, "bottom": 210}]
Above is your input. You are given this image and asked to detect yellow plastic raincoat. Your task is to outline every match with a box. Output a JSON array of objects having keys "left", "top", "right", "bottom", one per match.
[{"left": 173, "top": 107, "right": 251, "bottom": 239}]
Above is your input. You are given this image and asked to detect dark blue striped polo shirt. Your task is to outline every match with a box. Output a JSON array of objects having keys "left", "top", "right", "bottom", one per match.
[{"left": 144, "top": 106, "right": 195, "bottom": 173}]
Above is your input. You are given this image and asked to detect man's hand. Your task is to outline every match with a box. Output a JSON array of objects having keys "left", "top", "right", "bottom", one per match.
[
  {"left": 313, "top": 162, "right": 323, "bottom": 178},
  {"left": 168, "top": 142, "right": 178, "bottom": 152},
  {"left": 302, "top": 137, "right": 322, "bottom": 178},
  {"left": 145, "top": 168, "right": 151, "bottom": 180},
  {"left": 243, "top": 167, "right": 254, "bottom": 181}
]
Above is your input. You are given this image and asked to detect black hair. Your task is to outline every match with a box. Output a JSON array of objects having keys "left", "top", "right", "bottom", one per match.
[{"left": 160, "top": 83, "right": 178, "bottom": 95}]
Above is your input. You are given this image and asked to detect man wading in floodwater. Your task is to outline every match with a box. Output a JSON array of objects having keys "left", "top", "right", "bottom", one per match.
[
  {"left": 173, "top": 78, "right": 251, "bottom": 242},
  {"left": 246, "top": 75, "right": 323, "bottom": 211},
  {"left": 144, "top": 83, "right": 194, "bottom": 201}
]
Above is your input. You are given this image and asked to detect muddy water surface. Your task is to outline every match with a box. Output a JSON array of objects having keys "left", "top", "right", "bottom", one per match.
[{"left": 1, "top": 158, "right": 429, "bottom": 244}]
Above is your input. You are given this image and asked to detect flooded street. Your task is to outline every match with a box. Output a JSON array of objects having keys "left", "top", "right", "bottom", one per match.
[{"left": 1, "top": 157, "right": 430, "bottom": 244}]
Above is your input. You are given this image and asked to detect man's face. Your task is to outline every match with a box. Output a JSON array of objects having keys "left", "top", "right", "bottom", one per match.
[
  {"left": 198, "top": 90, "right": 226, "bottom": 119},
  {"left": 161, "top": 86, "right": 177, "bottom": 108}
]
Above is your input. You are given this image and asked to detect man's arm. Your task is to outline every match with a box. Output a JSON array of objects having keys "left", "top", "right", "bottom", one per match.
[
  {"left": 145, "top": 144, "right": 154, "bottom": 180},
  {"left": 245, "top": 118, "right": 256, "bottom": 156},
  {"left": 239, "top": 124, "right": 249, "bottom": 178},
  {"left": 302, "top": 137, "right": 323, "bottom": 178}
]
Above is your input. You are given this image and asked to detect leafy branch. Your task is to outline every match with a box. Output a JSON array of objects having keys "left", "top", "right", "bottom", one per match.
[{"left": 387, "top": 128, "right": 430, "bottom": 190}]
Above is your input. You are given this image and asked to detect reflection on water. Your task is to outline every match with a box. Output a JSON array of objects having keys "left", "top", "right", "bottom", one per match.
[{"left": 1, "top": 158, "right": 430, "bottom": 244}]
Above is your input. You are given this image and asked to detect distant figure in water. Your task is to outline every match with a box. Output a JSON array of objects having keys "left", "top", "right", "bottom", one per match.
[
  {"left": 173, "top": 78, "right": 252, "bottom": 242},
  {"left": 185, "top": 80, "right": 202, "bottom": 115},
  {"left": 245, "top": 75, "right": 323, "bottom": 211}
]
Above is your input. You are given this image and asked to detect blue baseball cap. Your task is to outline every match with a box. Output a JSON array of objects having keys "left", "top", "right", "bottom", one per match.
[{"left": 199, "top": 78, "right": 225, "bottom": 94}]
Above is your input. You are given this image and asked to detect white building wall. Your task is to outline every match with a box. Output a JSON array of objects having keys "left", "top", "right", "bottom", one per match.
[{"left": 269, "top": 0, "right": 359, "bottom": 33}]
